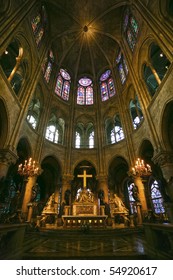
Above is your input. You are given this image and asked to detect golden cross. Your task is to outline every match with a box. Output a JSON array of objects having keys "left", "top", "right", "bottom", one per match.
[{"left": 77, "top": 169, "right": 92, "bottom": 188}]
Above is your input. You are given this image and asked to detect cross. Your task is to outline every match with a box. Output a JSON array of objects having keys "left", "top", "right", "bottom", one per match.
[{"left": 77, "top": 169, "right": 92, "bottom": 188}]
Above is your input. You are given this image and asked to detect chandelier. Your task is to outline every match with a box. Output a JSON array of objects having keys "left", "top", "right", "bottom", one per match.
[
  {"left": 128, "top": 158, "right": 152, "bottom": 177},
  {"left": 18, "top": 158, "right": 42, "bottom": 177}
]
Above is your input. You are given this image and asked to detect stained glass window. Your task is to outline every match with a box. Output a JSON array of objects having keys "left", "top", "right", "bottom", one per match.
[
  {"left": 55, "top": 69, "right": 71, "bottom": 101},
  {"left": 116, "top": 49, "right": 128, "bottom": 84},
  {"left": 123, "top": 8, "right": 139, "bottom": 51},
  {"left": 151, "top": 180, "right": 165, "bottom": 214},
  {"left": 77, "top": 77, "right": 93, "bottom": 105},
  {"left": 43, "top": 50, "right": 54, "bottom": 83},
  {"left": 31, "top": 13, "right": 41, "bottom": 34},
  {"left": 100, "top": 70, "right": 115, "bottom": 101},
  {"left": 31, "top": 5, "right": 47, "bottom": 47}
]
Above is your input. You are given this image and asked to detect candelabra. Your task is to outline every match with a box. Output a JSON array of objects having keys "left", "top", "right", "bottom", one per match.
[
  {"left": 128, "top": 158, "right": 152, "bottom": 177},
  {"left": 18, "top": 158, "right": 42, "bottom": 177}
]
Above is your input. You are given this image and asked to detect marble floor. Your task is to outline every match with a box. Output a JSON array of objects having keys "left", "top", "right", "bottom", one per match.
[{"left": 15, "top": 227, "right": 150, "bottom": 260}]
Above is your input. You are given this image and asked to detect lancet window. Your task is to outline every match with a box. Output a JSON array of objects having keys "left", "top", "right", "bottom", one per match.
[
  {"left": 100, "top": 70, "right": 116, "bottom": 101},
  {"left": 31, "top": 5, "right": 47, "bottom": 47},
  {"left": 75, "top": 123, "right": 94, "bottom": 148},
  {"left": 116, "top": 49, "right": 128, "bottom": 85},
  {"left": 129, "top": 95, "right": 143, "bottom": 129},
  {"left": 150, "top": 180, "right": 165, "bottom": 214},
  {"left": 27, "top": 98, "right": 41, "bottom": 130},
  {"left": 42, "top": 50, "right": 54, "bottom": 83},
  {"left": 55, "top": 68, "right": 71, "bottom": 101},
  {"left": 123, "top": 8, "right": 139, "bottom": 51},
  {"left": 46, "top": 114, "right": 65, "bottom": 144},
  {"left": 77, "top": 77, "right": 94, "bottom": 105}
]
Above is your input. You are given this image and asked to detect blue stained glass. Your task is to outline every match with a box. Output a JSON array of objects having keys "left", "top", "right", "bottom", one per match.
[
  {"left": 130, "top": 16, "right": 139, "bottom": 36},
  {"left": 100, "top": 70, "right": 111, "bottom": 81},
  {"left": 35, "top": 27, "right": 44, "bottom": 46},
  {"left": 100, "top": 70, "right": 115, "bottom": 101},
  {"left": 119, "top": 64, "right": 126, "bottom": 84},
  {"left": 116, "top": 51, "right": 122, "bottom": 64},
  {"left": 77, "top": 86, "right": 85, "bottom": 105},
  {"left": 86, "top": 86, "right": 93, "bottom": 105},
  {"left": 108, "top": 78, "right": 115, "bottom": 97},
  {"left": 55, "top": 69, "right": 71, "bottom": 101},
  {"left": 44, "top": 61, "right": 52, "bottom": 83},
  {"left": 31, "top": 13, "right": 41, "bottom": 34},
  {"left": 79, "top": 77, "right": 92, "bottom": 86},
  {"left": 123, "top": 8, "right": 139, "bottom": 52},
  {"left": 127, "top": 29, "right": 135, "bottom": 51},
  {"left": 123, "top": 57, "right": 128, "bottom": 75},
  {"left": 62, "top": 81, "right": 70, "bottom": 100},
  {"left": 60, "top": 69, "right": 71, "bottom": 80},
  {"left": 31, "top": 6, "right": 47, "bottom": 48},
  {"left": 55, "top": 75, "right": 63, "bottom": 96},
  {"left": 151, "top": 180, "right": 165, "bottom": 214},
  {"left": 101, "top": 82, "right": 109, "bottom": 101}
]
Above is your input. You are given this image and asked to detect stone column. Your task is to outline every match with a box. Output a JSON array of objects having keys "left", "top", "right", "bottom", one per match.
[
  {"left": 153, "top": 151, "right": 173, "bottom": 200},
  {"left": 61, "top": 174, "right": 73, "bottom": 204},
  {"left": 97, "top": 175, "right": 109, "bottom": 203},
  {"left": 0, "top": 149, "right": 18, "bottom": 179},
  {"left": 153, "top": 151, "right": 173, "bottom": 223},
  {"left": 21, "top": 175, "right": 37, "bottom": 220}
]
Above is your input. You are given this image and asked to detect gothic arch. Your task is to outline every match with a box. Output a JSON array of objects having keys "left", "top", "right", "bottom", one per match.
[
  {"left": 108, "top": 156, "right": 129, "bottom": 196},
  {"left": 161, "top": 100, "right": 173, "bottom": 151},
  {"left": 39, "top": 155, "right": 62, "bottom": 201}
]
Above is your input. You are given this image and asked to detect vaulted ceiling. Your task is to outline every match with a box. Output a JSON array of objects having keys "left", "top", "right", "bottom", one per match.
[{"left": 45, "top": 0, "right": 129, "bottom": 81}]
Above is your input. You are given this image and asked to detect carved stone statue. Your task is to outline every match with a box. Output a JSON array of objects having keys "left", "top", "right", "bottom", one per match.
[
  {"left": 75, "top": 187, "right": 94, "bottom": 203},
  {"left": 113, "top": 194, "right": 128, "bottom": 213},
  {"left": 42, "top": 193, "right": 55, "bottom": 213},
  {"left": 131, "top": 184, "right": 140, "bottom": 202}
]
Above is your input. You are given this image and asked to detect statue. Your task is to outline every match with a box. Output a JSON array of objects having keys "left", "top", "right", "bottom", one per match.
[
  {"left": 75, "top": 187, "right": 94, "bottom": 203},
  {"left": 131, "top": 184, "right": 140, "bottom": 202},
  {"left": 113, "top": 194, "right": 128, "bottom": 213},
  {"left": 42, "top": 193, "right": 55, "bottom": 213}
]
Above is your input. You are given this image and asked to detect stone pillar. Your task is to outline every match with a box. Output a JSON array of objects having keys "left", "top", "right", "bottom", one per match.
[
  {"left": 61, "top": 174, "right": 73, "bottom": 204},
  {"left": 0, "top": 149, "right": 18, "bottom": 179},
  {"left": 136, "top": 203, "right": 143, "bottom": 225},
  {"left": 21, "top": 176, "right": 37, "bottom": 220},
  {"left": 97, "top": 175, "right": 109, "bottom": 203},
  {"left": 153, "top": 151, "right": 173, "bottom": 200},
  {"left": 153, "top": 151, "right": 173, "bottom": 223},
  {"left": 27, "top": 202, "right": 34, "bottom": 222}
]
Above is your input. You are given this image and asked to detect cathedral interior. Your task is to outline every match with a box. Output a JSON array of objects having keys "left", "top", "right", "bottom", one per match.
[{"left": 0, "top": 0, "right": 173, "bottom": 260}]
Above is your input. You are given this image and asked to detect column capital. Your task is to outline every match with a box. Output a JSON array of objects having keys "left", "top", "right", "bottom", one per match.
[
  {"left": 0, "top": 148, "right": 18, "bottom": 165},
  {"left": 152, "top": 151, "right": 173, "bottom": 166},
  {"left": 96, "top": 174, "right": 107, "bottom": 182}
]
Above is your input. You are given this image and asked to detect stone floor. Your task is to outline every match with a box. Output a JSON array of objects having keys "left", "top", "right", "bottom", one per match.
[{"left": 10, "top": 227, "right": 150, "bottom": 260}]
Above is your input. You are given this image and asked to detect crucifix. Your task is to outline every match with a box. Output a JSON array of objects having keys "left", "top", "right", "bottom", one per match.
[{"left": 77, "top": 169, "right": 92, "bottom": 188}]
